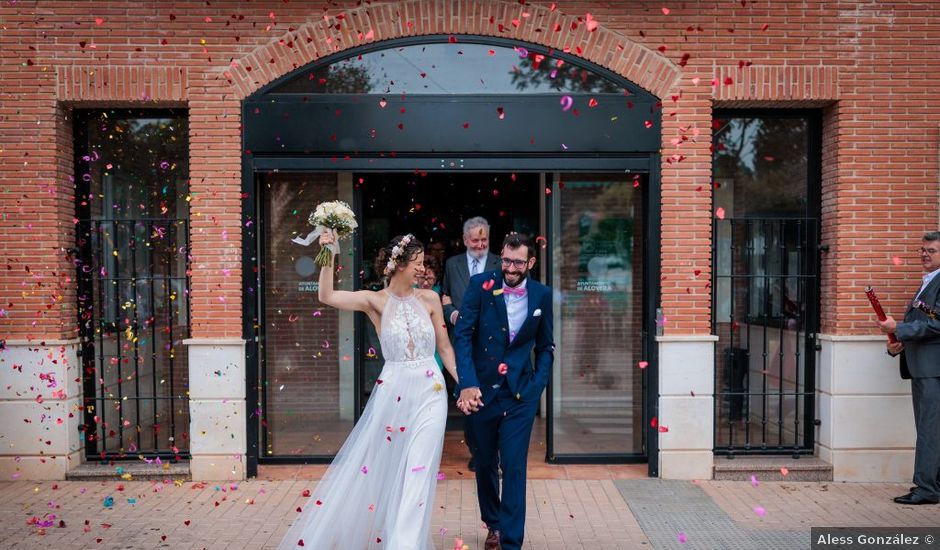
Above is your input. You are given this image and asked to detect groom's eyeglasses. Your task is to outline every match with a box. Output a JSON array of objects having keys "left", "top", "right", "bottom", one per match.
[{"left": 500, "top": 257, "right": 529, "bottom": 269}]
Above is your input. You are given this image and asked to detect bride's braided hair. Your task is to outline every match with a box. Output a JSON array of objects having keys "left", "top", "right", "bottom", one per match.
[{"left": 376, "top": 234, "right": 424, "bottom": 280}]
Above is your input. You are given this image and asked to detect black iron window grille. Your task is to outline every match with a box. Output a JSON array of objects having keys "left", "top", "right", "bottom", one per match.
[
  {"left": 74, "top": 110, "right": 191, "bottom": 461},
  {"left": 712, "top": 217, "right": 818, "bottom": 456}
]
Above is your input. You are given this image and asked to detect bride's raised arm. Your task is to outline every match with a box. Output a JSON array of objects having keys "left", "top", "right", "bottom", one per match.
[{"left": 317, "top": 233, "right": 375, "bottom": 313}]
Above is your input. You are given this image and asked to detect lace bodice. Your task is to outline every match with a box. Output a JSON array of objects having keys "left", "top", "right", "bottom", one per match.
[{"left": 380, "top": 290, "right": 436, "bottom": 362}]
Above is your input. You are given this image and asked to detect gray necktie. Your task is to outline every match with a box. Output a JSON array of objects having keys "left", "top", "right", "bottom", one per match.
[{"left": 471, "top": 258, "right": 480, "bottom": 276}]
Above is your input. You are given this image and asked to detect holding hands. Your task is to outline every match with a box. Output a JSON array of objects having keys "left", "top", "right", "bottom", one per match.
[{"left": 457, "top": 387, "right": 483, "bottom": 415}]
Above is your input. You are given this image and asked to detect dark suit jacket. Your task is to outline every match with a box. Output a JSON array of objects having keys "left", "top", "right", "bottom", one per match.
[
  {"left": 441, "top": 251, "right": 500, "bottom": 327},
  {"left": 454, "top": 270, "right": 555, "bottom": 404},
  {"left": 895, "top": 272, "right": 940, "bottom": 379}
]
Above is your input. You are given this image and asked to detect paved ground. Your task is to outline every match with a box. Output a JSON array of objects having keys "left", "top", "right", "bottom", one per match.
[{"left": 2, "top": 474, "right": 939, "bottom": 549}]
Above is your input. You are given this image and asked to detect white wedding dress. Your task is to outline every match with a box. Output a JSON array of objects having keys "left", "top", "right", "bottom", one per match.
[{"left": 279, "top": 291, "right": 447, "bottom": 550}]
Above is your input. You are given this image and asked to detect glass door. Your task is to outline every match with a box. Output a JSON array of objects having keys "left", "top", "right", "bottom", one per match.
[
  {"left": 548, "top": 173, "right": 647, "bottom": 458},
  {"left": 259, "top": 172, "right": 356, "bottom": 458}
]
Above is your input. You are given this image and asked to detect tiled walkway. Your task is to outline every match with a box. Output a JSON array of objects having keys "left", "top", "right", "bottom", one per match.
[{"left": 3, "top": 474, "right": 939, "bottom": 549}]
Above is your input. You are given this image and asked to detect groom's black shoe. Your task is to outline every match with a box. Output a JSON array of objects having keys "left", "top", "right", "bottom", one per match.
[
  {"left": 894, "top": 492, "right": 939, "bottom": 505},
  {"left": 484, "top": 529, "right": 501, "bottom": 550}
]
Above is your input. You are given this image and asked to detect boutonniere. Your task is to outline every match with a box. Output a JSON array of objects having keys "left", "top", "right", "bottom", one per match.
[
  {"left": 492, "top": 288, "right": 504, "bottom": 296},
  {"left": 533, "top": 308, "right": 542, "bottom": 317}
]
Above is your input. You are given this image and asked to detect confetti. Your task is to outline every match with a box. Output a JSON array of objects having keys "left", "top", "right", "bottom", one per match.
[
  {"left": 559, "top": 95, "right": 573, "bottom": 111},
  {"left": 678, "top": 532, "right": 688, "bottom": 543},
  {"left": 750, "top": 475, "right": 759, "bottom": 487},
  {"left": 753, "top": 506, "right": 766, "bottom": 517},
  {"left": 584, "top": 13, "right": 599, "bottom": 32}
]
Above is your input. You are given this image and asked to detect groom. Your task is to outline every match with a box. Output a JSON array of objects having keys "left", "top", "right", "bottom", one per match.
[{"left": 454, "top": 233, "right": 554, "bottom": 550}]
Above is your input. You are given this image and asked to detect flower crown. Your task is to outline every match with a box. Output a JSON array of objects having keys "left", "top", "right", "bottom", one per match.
[{"left": 383, "top": 234, "right": 415, "bottom": 277}]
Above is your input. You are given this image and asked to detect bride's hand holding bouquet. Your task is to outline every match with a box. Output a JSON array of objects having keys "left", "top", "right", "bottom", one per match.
[{"left": 291, "top": 200, "right": 357, "bottom": 267}]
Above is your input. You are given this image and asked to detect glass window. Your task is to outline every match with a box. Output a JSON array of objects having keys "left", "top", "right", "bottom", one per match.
[
  {"left": 274, "top": 42, "right": 628, "bottom": 95},
  {"left": 712, "top": 117, "right": 809, "bottom": 218},
  {"left": 75, "top": 110, "right": 190, "bottom": 457},
  {"left": 711, "top": 113, "right": 818, "bottom": 454}
]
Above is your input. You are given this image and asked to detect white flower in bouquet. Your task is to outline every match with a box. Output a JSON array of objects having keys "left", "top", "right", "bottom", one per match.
[{"left": 291, "top": 200, "right": 358, "bottom": 267}]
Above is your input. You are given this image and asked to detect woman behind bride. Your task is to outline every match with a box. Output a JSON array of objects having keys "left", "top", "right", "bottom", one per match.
[{"left": 279, "top": 232, "right": 460, "bottom": 550}]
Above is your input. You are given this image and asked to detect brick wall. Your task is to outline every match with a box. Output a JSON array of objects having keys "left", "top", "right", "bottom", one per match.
[{"left": 1, "top": 0, "right": 938, "bottom": 343}]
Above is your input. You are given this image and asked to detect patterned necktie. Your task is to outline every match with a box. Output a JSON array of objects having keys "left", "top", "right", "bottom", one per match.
[{"left": 471, "top": 258, "right": 480, "bottom": 276}]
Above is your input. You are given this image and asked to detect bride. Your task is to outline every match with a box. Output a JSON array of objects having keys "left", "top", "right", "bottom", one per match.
[{"left": 279, "top": 232, "right": 460, "bottom": 550}]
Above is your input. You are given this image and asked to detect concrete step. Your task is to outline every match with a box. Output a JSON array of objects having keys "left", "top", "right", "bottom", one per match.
[
  {"left": 713, "top": 456, "right": 832, "bottom": 482},
  {"left": 66, "top": 461, "right": 191, "bottom": 481}
]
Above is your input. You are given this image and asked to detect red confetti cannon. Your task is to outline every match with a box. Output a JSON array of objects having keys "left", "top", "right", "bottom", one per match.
[{"left": 865, "top": 286, "right": 898, "bottom": 344}]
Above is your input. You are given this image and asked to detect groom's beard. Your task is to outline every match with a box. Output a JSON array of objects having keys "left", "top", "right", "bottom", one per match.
[{"left": 502, "top": 266, "right": 529, "bottom": 288}]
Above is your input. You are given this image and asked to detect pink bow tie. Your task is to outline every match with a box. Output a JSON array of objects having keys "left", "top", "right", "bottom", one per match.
[{"left": 502, "top": 286, "right": 526, "bottom": 297}]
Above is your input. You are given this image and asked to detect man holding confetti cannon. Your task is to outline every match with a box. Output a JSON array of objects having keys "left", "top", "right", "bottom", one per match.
[{"left": 874, "top": 231, "right": 940, "bottom": 505}]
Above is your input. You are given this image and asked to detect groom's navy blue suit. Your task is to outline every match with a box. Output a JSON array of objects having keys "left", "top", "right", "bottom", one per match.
[{"left": 455, "top": 270, "right": 554, "bottom": 550}]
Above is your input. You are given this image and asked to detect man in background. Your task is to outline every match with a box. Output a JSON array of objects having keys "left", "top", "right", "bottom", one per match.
[{"left": 442, "top": 216, "right": 500, "bottom": 471}]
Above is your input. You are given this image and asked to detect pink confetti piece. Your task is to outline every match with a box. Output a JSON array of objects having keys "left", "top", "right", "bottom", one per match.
[
  {"left": 678, "top": 532, "right": 688, "bottom": 543},
  {"left": 715, "top": 207, "right": 726, "bottom": 219},
  {"left": 638, "top": 361, "right": 649, "bottom": 369},
  {"left": 750, "top": 475, "right": 759, "bottom": 487},
  {"left": 780, "top": 467, "right": 789, "bottom": 476},
  {"left": 753, "top": 506, "right": 766, "bottom": 517},
  {"left": 559, "top": 95, "right": 573, "bottom": 111},
  {"left": 585, "top": 13, "right": 599, "bottom": 32},
  {"left": 411, "top": 465, "right": 426, "bottom": 473}
]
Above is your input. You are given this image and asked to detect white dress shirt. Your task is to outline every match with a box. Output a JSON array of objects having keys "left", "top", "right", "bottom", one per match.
[
  {"left": 916, "top": 267, "right": 940, "bottom": 300},
  {"left": 504, "top": 278, "right": 528, "bottom": 342}
]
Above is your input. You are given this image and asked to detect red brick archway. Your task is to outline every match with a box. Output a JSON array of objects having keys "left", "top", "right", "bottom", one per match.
[{"left": 223, "top": 0, "right": 681, "bottom": 100}]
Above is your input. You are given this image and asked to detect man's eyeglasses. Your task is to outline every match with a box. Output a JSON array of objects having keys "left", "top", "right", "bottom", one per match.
[
  {"left": 500, "top": 257, "right": 529, "bottom": 269},
  {"left": 921, "top": 248, "right": 940, "bottom": 255}
]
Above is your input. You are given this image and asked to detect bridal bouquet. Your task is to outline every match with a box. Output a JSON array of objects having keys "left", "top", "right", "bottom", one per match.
[{"left": 292, "top": 200, "right": 358, "bottom": 267}]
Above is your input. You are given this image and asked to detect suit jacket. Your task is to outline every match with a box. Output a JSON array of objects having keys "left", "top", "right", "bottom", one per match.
[
  {"left": 896, "top": 273, "right": 940, "bottom": 379},
  {"left": 454, "top": 270, "right": 555, "bottom": 404},
  {"left": 441, "top": 251, "right": 500, "bottom": 327}
]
